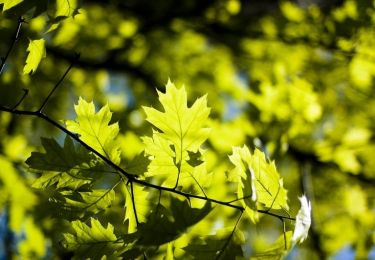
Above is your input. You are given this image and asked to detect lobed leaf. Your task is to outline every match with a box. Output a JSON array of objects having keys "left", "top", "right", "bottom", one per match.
[
  {"left": 61, "top": 189, "right": 116, "bottom": 214},
  {"left": 62, "top": 218, "right": 130, "bottom": 259},
  {"left": 135, "top": 197, "right": 212, "bottom": 246},
  {"left": 123, "top": 183, "right": 150, "bottom": 233},
  {"left": 229, "top": 146, "right": 289, "bottom": 223},
  {"left": 66, "top": 97, "right": 121, "bottom": 164},
  {"left": 23, "top": 38, "right": 45, "bottom": 74},
  {"left": 142, "top": 81, "right": 211, "bottom": 190},
  {"left": 183, "top": 228, "right": 244, "bottom": 260},
  {"left": 27, "top": 136, "right": 101, "bottom": 190},
  {"left": 143, "top": 80, "right": 210, "bottom": 163}
]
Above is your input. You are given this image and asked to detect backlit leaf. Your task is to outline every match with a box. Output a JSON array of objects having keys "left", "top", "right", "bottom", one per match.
[
  {"left": 66, "top": 97, "right": 121, "bottom": 164},
  {"left": 23, "top": 38, "right": 45, "bottom": 74},
  {"left": 123, "top": 183, "right": 150, "bottom": 233},
  {"left": 0, "top": 0, "right": 23, "bottom": 11},
  {"left": 142, "top": 81, "right": 211, "bottom": 189},
  {"left": 56, "top": 0, "right": 77, "bottom": 18},
  {"left": 60, "top": 189, "right": 116, "bottom": 214},
  {"left": 183, "top": 228, "right": 244, "bottom": 260},
  {"left": 143, "top": 80, "right": 210, "bottom": 163},
  {"left": 62, "top": 218, "right": 129, "bottom": 259},
  {"left": 229, "top": 146, "right": 289, "bottom": 223}
]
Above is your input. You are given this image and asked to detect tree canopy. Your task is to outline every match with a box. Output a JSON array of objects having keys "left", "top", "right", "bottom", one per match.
[{"left": 0, "top": 0, "right": 375, "bottom": 259}]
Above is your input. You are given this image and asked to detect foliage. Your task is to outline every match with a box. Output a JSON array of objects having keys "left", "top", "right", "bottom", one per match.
[{"left": 1, "top": 0, "right": 375, "bottom": 259}]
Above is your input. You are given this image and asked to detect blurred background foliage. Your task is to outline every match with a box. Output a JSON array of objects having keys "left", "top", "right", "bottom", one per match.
[{"left": 0, "top": 0, "right": 375, "bottom": 259}]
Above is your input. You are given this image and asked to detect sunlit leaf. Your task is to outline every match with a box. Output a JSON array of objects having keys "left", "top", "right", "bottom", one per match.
[
  {"left": 55, "top": 0, "right": 77, "bottom": 18},
  {"left": 142, "top": 81, "right": 211, "bottom": 190},
  {"left": 0, "top": 0, "right": 23, "bottom": 11},
  {"left": 143, "top": 80, "right": 210, "bottom": 163},
  {"left": 183, "top": 228, "right": 244, "bottom": 260},
  {"left": 142, "top": 132, "right": 177, "bottom": 178},
  {"left": 62, "top": 218, "right": 130, "bottom": 259},
  {"left": 23, "top": 38, "right": 45, "bottom": 74},
  {"left": 229, "top": 146, "right": 289, "bottom": 223},
  {"left": 123, "top": 183, "right": 150, "bottom": 233},
  {"left": 252, "top": 231, "right": 292, "bottom": 259},
  {"left": 66, "top": 97, "right": 121, "bottom": 164},
  {"left": 61, "top": 189, "right": 116, "bottom": 214}
]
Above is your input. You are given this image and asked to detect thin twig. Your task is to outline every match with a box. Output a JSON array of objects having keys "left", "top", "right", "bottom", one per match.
[
  {"left": 11, "top": 89, "right": 29, "bottom": 110},
  {"left": 0, "top": 17, "right": 24, "bottom": 75},
  {"left": 257, "top": 209, "right": 295, "bottom": 221},
  {"left": 129, "top": 181, "right": 140, "bottom": 226},
  {"left": 38, "top": 53, "right": 80, "bottom": 113},
  {"left": 216, "top": 211, "right": 244, "bottom": 260}
]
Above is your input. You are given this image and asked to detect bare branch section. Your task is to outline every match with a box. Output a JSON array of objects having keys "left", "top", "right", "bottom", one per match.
[{"left": 0, "top": 17, "right": 24, "bottom": 75}]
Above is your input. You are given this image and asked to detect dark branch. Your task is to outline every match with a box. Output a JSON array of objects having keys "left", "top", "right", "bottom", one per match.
[
  {"left": 38, "top": 53, "right": 80, "bottom": 113},
  {"left": 0, "top": 103, "right": 295, "bottom": 220},
  {"left": 11, "top": 88, "right": 28, "bottom": 110},
  {"left": 216, "top": 211, "right": 243, "bottom": 260},
  {"left": 0, "top": 16, "right": 24, "bottom": 75},
  {"left": 129, "top": 181, "right": 140, "bottom": 226}
]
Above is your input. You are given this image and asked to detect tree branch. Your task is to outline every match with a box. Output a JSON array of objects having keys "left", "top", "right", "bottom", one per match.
[
  {"left": 0, "top": 103, "right": 295, "bottom": 221},
  {"left": 0, "top": 16, "right": 24, "bottom": 75},
  {"left": 38, "top": 53, "right": 80, "bottom": 113}
]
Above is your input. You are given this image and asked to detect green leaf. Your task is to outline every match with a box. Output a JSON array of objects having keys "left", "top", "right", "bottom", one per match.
[
  {"left": 142, "top": 81, "right": 211, "bottom": 190},
  {"left": 123, "top": 183, "right": 150, "bottom": 233},
  {"left": 142, "top": 132, "right": 178, "bottom": 178},
  {"left": 62, "top": 218, "right": 130, "bottom": 259},
  {"left": 136, "top": 197, "right": 212, "bottom": 246},
  {"left": 26, "top": 136, "right": 100, "bottom": 190},
  {"left": 23, "top": 39, "right": 45, "bottom": 74},
  {"left": 252, "top": 231, "right": 292, "bottom": 260},
  {"left": 123, "top": 152, "right": 150, "bottom": 176},
  {"left": 0, "top": 0, "right": 23, "bottom": 11},
  {"left": 143, "top": 80, "right": 210, "bottom": 163},
  {"left": 66, "top": 97, "right": 121, "bottom": 164},
  {"left": 0, "top": 0, "right": 47, "bottom": 16},
  {"left": 183, "top": 228, "right": 244, "bottom": 260},
  {"left": 55, "top": 0, "right": 77, "bottom": 18},
  {"left": 60, "top": 189, "right": 116, "bottom": 214},
  {"left": 229, "top": 146, "right": 289, "bottom": 223}
]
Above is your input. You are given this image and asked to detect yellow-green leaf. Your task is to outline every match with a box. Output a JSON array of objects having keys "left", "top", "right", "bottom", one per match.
[
  {"left": 56, "top": 0, "right": 77, "bottom": 18},
  {"left": 66, "top": 97, "right": 121, "bottom": 164},
  {"left": 229, "top": 146, "right": 289, "bottom": 223},
  {"left": 142, "top": 81, "right": 211, "bottom": 189},
  {"left": 143, "top": 80, "right": 210, "bottom": 163},
  {"left": 0, "top": 0, "right": 23, "bottom": 11},
  {"left": 62, "top": 218, "right": 127, "bottom": 258},
  {"left": 23, "top": 39, "right": 46, "bottom": 74},
  {"left": 122, "top": 183, "right": 150, "bottom": 233}
]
